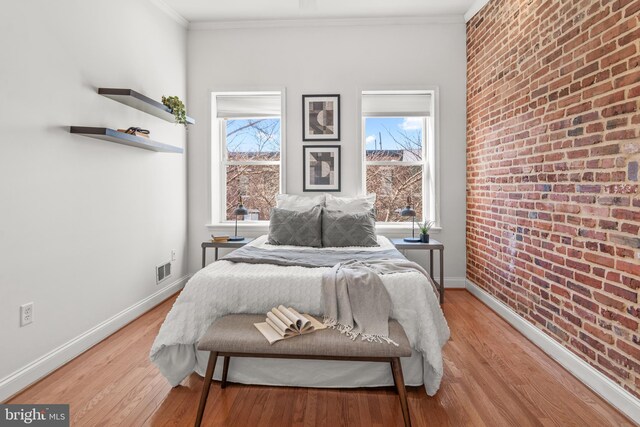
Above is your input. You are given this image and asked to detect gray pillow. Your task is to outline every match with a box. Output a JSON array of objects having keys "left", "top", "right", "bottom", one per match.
[
  {"left": 322, "top": 209, "right": 379, "bottom": 247},
  {"left": 268, "top": 206, "right": 322, "bottom": 247}
]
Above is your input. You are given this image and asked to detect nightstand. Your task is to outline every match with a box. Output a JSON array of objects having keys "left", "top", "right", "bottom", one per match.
[
  {"left": 201, "top": 238, "right": 255, "bottom": 268},
  {"left": 391, "top": 238, "right": 445, "bottom": 304}
]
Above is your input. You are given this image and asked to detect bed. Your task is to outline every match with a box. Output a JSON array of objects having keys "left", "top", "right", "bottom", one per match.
[{"left": 150, "top": 235, "right": 450, "bottom": 396}]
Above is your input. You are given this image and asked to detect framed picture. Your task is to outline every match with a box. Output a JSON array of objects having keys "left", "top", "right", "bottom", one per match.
[
  {"left": 302, "top": 94, "right": 340, "bottom": 141},
  {"left": 303, "top": 145, "right": 341, "bottom": 192}
]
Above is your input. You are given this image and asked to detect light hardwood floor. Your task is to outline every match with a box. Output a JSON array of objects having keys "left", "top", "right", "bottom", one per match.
[{"left": 7, "top": 290, "right": 635, "bottom": 426}]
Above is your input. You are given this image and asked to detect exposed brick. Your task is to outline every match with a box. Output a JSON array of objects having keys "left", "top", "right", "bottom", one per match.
[
  {"left": 612, "top": 208, "right": 640, "bottom": 221},
  {"left": 574, "top": 134, "right": 602, "bottom": 147},
  {"left": 547, "top": 322, "right": 570, "bottom": 341},
  {"left": 617, "top": 340, "right": 640, "bottom": 361},
  {"left": 594, "top": 292, "right": 626, "bottom": 310},
  {"left": 584, "top": 322, "right": 615, "bottom": 345},
  {"left": 567, "top": 281, "right": 591, "bottom": 297},
  {"left": 604, "top": 283, "right": 638, "bottom": 303},
  {"left": 626, "top": 1, "right": 640, "bottom": 17},
  {"left": 580, "top": 331, "right": 606, "bottom": 352},
  {"left": 602, "top": 102, "right": 638, "bottom": 117},
  {"left": 467, "top": 0, "right": 640, "bottom": 394},
  {"left": 608, "top": 348, "right": 640, "bottom": 374},
  {"left": 617, "top": 260, "right": 640, "bottom": 276},
  {"left": 615, "top": 70, "right": 640, "bottom": 88},
  {"left": 602, "top": 309, "right": 640, "bottom": 330},
  {"left": 584, "top": 252, "right": 615, "bottom": 268},
  {"left": 602, "top": 45, "right": 637, "bottom": 68},
  {"left": 573, "top": 294, "right": 600, "bottom": 312},
  {"left": 628, "top": 161, "right": 638, "bottom": 181},
  {"left": 598, "top": 354, "right": 631, "bottom": 379},
  {"left": 591, "top": 144, "right": 620, "bottom": 156},
  {"left": 571, "top": 338, "right": 596, "bottom": 360},
  {"left": 610, "top": 234, "right": 640, "bottom": 249}
]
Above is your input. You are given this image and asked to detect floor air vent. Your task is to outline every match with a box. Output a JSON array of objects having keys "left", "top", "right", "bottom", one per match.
[{"left": 156, "top": 262, "right": 172, "bottom": 284}]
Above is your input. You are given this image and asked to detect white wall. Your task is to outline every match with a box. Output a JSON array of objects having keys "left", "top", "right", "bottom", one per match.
[
  {"left": 187, "top": 21, "right": 467, "bottom": 281},
  {"left": 0, "top": 0, "right": 188, "bottom": 397}
]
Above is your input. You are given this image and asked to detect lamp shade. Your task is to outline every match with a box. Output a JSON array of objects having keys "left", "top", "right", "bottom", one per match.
[
  {"left": 234, "top": 205, "right": 248, "bottom": 216},
  {"left": 400, "top": 206, "right": 416, "bottom": 217}
]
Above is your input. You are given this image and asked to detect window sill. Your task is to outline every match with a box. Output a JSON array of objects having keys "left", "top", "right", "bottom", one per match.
[
  {"left": 207, "top": 222, "right": 270, "bottom": 230},
  {"left": 206, "top": 222, "right": 442, "bottom": 234},
  {"left": 375, "top": 223, "right": 442, "bottom": 235}
]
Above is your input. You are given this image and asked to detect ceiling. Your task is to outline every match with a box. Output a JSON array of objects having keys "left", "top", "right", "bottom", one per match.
[{"left": 161, "top": 0, "right": 477, "bottom": 23}]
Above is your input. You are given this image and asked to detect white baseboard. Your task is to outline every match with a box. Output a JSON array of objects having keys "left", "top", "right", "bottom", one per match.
[
  {"left": 445, "top": 277, "right": 466, "bottom": 289},
  {"left": 466, "top": 279, "right": 640, "bottom": 422},
  {"left": 0, "top": 275, "right": 189, "bottom": 402}
]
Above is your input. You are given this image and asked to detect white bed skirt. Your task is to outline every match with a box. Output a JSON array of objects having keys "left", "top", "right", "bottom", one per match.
[
  {"left": 151, "top": 236, "right": 449, "bottom": 395},
  {"left": 194, "top": 349, "right": 424, "bottom": 388}
]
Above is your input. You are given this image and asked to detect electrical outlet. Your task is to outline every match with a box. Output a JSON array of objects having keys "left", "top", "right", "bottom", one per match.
[
  {"left": 171, "top": 249, "right": 177, "bottom": 261},
  {"left": 20, "top": 302, "right": 33, "bottom": 326}
]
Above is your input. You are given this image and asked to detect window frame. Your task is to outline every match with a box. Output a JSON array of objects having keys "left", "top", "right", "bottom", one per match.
[
  {"left": 210, "top": 89, "right": 286, "bottom": 226},
  {"left": 359, "top": 88, "right": 440, "bottom": 228}
]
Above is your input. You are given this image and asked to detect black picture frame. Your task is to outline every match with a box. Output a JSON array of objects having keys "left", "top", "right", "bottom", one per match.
[
  {"left": 302, "top": 94, "right": 340, "bottom": 141},
  {"left": 303, "top": 145, "right": 341, "bottom": 192}
]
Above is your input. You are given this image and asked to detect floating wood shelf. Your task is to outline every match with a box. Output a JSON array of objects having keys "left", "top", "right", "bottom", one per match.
[
  {"left": 70, "top": 127, "right": 184, "bottom": 153},
  {"left": 98, "top": 88, "right": 195, "bottom": 125}
]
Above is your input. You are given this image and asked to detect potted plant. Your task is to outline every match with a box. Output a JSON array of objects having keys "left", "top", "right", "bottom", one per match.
[
  {"left": 162, "top": 95, "right": 188, "bottom": 127},
  {"left": 418, "top": 220, "right": 434, "bottom": 243}
]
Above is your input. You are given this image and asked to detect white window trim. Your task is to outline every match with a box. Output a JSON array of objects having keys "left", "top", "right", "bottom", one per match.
[
  {"left": 358, "top": 87, "right": 441, "bottom": 228},
  {"left": 210, "top": 88, "right": 287, "bottom": 227}
]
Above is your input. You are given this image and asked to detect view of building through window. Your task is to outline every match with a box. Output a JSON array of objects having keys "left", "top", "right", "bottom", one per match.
[
  {"left": 364, "top": 117, "right": 425, "bottom": 222},
  {"left": 224, "top": 118, "right": 281, "bottom": 221},
  {"left": 219, "top": 91, "right": 431, "bottom": 224}
]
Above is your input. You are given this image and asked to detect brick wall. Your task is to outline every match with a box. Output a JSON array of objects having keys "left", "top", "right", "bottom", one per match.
[{"left": 466, "top": 0, "right": 640, "bottom": 397}]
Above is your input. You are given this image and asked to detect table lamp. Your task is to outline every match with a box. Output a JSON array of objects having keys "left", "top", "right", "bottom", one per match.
[
  {"left": 401, "top": 196, "right": 420, "bottom": 243},
  {"left": 229, "top": 196, "right": 248, "bottom": 242}
]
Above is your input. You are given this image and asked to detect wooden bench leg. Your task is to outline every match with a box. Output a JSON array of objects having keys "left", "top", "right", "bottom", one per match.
[
  {"left": 195, "top": 351, "right": 218, "bottom": 427},
  {"left": 391, "top": 358, "right": 411, "bottom": 427},
  {"left": 221, "top": 356, "right": 230, "bottom": 389}
]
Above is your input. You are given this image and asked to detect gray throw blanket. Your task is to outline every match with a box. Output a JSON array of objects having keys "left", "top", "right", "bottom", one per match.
[
  {"left": 221, "top": 245, "right": 406, "bottom": 267},
  {"left": 222, "top": 245, "right": 437, "bottom": 345},
  {"left": 322, "top": 259, "right": 432, "bottom": 345}
]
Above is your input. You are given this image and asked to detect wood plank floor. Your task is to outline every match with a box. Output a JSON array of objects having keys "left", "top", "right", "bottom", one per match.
[{"left": 7, "top": 290, "right": 635, "bottom": 426}]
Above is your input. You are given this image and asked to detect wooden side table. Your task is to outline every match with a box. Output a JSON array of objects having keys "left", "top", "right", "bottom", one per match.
[
  {"left": 201, "top": 238, "right": 254, "bottom": 268},
  {"left": 391, "top": 238, "right": 445, "bottom": 304}
]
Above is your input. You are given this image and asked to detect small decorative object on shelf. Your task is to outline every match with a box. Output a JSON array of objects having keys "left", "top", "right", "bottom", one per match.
[
  {"left": 230, "top": 196, "right": 249, "bottom": 242},
  {"left": 401, "top": 196, "right": 420, "bottom": 243},
  {"left": 418, "top": 220, "right": 435, "bottom": 243},
  {"left": 117, "top": 127, "right": 150, "bottom": 138},
  {"left": 98, "top": 88, "right": 195, "bottom": 125},
  {"left": 162, "top": 95, "right": 188, "bottom": 127}
]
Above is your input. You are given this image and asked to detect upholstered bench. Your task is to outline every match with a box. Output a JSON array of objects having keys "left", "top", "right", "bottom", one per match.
[{"left": 195, "top": 314, "right": 413, "bottom": 427}]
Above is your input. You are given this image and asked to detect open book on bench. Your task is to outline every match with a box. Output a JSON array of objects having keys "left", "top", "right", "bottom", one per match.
[{"left": 254, "top": 305, "right": 326, "bottom": 344}]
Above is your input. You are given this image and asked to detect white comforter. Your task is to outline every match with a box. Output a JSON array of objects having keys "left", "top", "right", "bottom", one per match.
[{"left": 150, "top": 235, "right": 450, "bottom": 395}]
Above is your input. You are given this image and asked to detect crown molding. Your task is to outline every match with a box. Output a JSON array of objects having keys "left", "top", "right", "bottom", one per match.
[
  {"left": 148, "top": 0, "right": 189, "bottom": 28},
  {"left": 189, "top": 15, "right": 465, "bottom": 31},
  {"left": 464, "top": 0, "right": 491, "bottom": 22}
]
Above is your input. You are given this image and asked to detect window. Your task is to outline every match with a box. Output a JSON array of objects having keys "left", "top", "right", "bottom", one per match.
[
  {"left": 213, "top": 92, "right": 283, "bottom": 222},
  {"left": 362, "top": 90, "right": 436, "bottom": 223}
]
